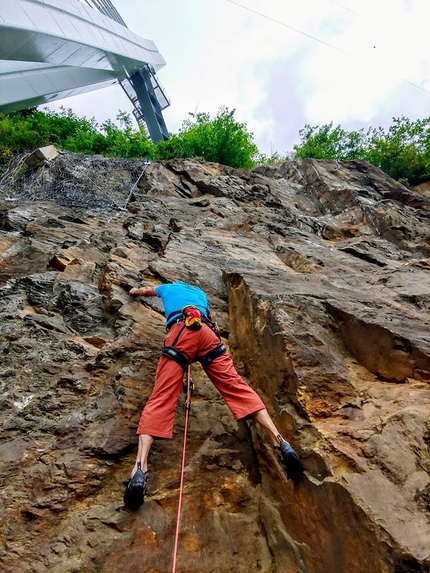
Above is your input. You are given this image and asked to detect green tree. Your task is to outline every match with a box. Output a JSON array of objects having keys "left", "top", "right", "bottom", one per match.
[
  {"left": 100, "top": 113, "right": 154, "bottom": 159},
  {"left": 156, "top": 107, "right": 259, "bottom": 168},
  {"left": 5, "top": 106, "right": 430, "bottom": 186},
  {"left": 365, "top": 117, "right": 430, "bottom": 185},
  {"left": 294, "top": 122, "right": 370, "bottom": 161},
  {"left": 293, "top": 117, "right": 430, "bottom": 186},
  {"left": 0, "top": 106, "right": 258, "bottom": 169},
  {"left": 0, "top": 108, "right": 155, "bottom": 163}
]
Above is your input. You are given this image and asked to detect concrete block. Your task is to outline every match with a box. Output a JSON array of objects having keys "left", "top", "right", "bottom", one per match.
[{"left": 25, "top": 145, "right": 59, "bottom": 168}]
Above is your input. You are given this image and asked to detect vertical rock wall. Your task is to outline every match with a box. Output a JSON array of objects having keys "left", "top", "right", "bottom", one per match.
[{"left": 0, "top": 155, "right": 429, "bottom": 572}]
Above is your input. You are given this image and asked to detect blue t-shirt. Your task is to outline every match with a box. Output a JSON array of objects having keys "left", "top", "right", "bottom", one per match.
[{"left": 155, "top": 281, "right": 210, "bottom": 323}]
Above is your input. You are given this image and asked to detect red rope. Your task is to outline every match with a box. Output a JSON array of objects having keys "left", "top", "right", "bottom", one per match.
[{"left": 171, "top": 364, "right": 192, "bottom": 573}]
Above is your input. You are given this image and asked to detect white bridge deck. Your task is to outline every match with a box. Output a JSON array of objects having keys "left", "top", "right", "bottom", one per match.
[{"left": 0, "top": 0, "right": 167, "bottom": 137}]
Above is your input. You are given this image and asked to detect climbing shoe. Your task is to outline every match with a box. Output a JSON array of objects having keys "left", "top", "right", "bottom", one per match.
[
  {"left": 124, "top": 462, "right": 146, "bottom": 510},
  {"left": 274, "top": 436, "right": 304, "bottom": 483}
]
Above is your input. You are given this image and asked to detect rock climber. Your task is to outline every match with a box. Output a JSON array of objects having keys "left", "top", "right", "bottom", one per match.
[{"left": 124, "top": 280, "right": 303, "bottom": 510}]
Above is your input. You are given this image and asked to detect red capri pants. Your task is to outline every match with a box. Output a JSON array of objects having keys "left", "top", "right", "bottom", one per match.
[{"left": 137, "top": 322, "right": 265, "bottom": 438}]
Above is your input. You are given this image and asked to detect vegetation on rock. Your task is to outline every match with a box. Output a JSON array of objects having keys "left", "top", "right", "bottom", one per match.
[
  {"left": 293, "top": 117, "right": 430, "bottom": 186},
  {"left": 1, "top": 106, "right": 430, "bottom": 184},
  {"left": 0, "top": 106, "right": 258, "bottom": 170},
  {"left": 156, "top": 107, "right": 259, "bottom": 168}
]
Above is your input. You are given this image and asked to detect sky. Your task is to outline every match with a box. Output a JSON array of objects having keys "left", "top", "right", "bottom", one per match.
[{"left": 48, "top": 0, "right": 430, "bottom": 155}]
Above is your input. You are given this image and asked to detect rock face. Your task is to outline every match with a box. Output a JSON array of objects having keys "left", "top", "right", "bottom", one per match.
[{"left": 0, "top": 154, "right": 429, "bottom": 573}]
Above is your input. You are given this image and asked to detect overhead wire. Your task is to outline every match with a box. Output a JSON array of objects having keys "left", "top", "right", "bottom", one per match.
[
  {"left": 327, "top": 0, "right": 430, "bottom": 35},
  {"left": 327, "top": 0, "right": 373, "bottom": 22},
  {"left": 225, "top": 0, "right": 430, "bottom": 96}
]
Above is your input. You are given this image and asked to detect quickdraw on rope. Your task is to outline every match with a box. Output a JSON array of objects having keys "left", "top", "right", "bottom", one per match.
[{"left": 171, "top": 364, "right": 193, "bottom": 573}]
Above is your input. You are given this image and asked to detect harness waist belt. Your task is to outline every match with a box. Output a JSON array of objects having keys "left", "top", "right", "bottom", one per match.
[{"left": 166, "top": 317, "right": 184, "bottom": 332}]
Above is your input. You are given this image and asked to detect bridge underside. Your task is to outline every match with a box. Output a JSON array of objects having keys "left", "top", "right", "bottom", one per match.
[{"left": 0, "top": 0, "right": 169, "bottom": 142}]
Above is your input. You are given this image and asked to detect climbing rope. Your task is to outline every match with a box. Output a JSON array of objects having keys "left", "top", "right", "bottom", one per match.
[{"left": 171, "top": 364, "right": 193, "bottom": 573}]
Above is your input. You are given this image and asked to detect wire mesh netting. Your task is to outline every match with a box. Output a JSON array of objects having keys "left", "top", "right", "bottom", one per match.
[{"left": 0, "top": 152, "right": 150, "bottom": 211}]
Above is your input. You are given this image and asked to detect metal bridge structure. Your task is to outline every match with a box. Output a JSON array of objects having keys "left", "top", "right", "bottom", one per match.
[{"left": 0, "top": 0, "right": 170, "bottom": 142}]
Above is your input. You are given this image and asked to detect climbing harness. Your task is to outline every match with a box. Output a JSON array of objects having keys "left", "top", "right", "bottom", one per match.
[
  {"left": 162, "top": 306, "right": 226, "bottom": 371},
  {"left": 171, "top": 363, "right": 193, "bottom": 573},
  {"left": 162, "top": 323, "right": 189, "bottom": 368}
]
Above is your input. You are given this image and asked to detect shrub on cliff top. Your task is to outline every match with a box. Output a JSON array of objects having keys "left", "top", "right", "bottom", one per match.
[
  {"left": 0, "top": 106, "right": 257, "bottom": 170},
  {"left": 3, "top": 107, "right": 430, "bottom": 184},
  {"left": 293, "top": 117, "right": 430, "bottom": 186},
  {"left": 156, "top": 107, "right": 258, "bottom": 169},
  {"left": 0, "top": 107, "right": 155, "bottom": 162}
]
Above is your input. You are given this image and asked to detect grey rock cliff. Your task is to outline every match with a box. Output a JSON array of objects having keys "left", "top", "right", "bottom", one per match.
[{"left": 0, "top": 154, "right": 429, "bottom": 572}]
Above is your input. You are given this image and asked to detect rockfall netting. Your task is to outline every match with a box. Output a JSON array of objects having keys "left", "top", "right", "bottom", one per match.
[{"left": 0, "top": 152, "right": 149, "bottom": 210}]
